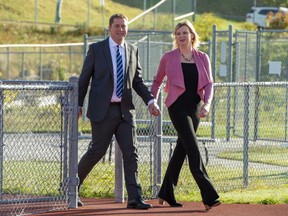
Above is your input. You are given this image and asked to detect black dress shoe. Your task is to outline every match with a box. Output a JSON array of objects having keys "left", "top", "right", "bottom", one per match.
[
  {"left": 127, "top": 198, "right": 152, "bottom": 209},
  {"left": 77, "top": 198, "right": 84, "bottom": 207}
]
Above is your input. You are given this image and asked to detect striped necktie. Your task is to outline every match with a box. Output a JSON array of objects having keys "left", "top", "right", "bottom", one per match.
[{"left": 116, "top": 45, "right": 124, "bottom": 98}]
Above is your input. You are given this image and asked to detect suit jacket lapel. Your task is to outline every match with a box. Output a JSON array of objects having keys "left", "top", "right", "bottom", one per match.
[
  {"left": 124, "top": 42, "right": 130, "bottom": 77},
  {"left": 103, "top": 38, "right": 114, "bottom": 77}
]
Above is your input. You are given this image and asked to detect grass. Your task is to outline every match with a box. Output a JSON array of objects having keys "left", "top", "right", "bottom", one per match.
[
  {"left": 80, "top": 162, "right": 288, "bottom": 204},
  {"left": 3, "top": 153, "right": 288, "bottom": 204},
  {"left": 0, "top": 0, "right": 258, "bottom": 44},
  {"left": 218, "top": 145, "right": 288, "bottom": 166},
  {"left": 219, "top": 186, "right": 288, "bottom": 204},
  {"left": 3, "top": 161, "right": 63, "bottom": 196}
]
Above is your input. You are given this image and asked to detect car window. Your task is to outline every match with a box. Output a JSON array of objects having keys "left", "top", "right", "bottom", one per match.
[{"left": 259, "top": 9, "right": 278, "bottom": 15}]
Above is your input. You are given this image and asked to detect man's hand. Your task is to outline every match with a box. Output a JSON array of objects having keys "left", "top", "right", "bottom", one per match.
[
  {"left": 78, "top": 107, "right": 83, "bottom": 119},
  {"left": 148, "top": 103, "right": 160, "bottom": 116}
]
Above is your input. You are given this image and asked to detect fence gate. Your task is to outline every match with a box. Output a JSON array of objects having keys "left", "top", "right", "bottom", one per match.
[{"left": 0, "top": 77, "right": 79, "bottom": 216}]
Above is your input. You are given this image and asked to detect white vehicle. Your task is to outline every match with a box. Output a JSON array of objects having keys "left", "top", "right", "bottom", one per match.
[{"left": 246, "top": 6, "right": 288, "bottom": 28}]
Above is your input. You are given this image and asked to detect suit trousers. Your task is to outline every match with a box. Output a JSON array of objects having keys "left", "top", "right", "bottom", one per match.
[
  {"left": 158, "top": 101, "right": 219, "bottom": 204},
  {"left": 78, "top": 103, "right": 142, "bottom": 200}
]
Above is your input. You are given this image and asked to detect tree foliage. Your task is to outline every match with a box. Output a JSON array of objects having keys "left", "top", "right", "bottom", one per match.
[
  {"left": 258, "top": 0, "right": 288, "bottom": 7},
  {"left": 267, "top": 11, "right": 288, "bottom": 29}
]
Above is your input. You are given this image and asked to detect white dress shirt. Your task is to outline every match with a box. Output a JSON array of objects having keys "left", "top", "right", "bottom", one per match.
[{"left": 109, "top": 37, "right": 125, "bottom": 102}]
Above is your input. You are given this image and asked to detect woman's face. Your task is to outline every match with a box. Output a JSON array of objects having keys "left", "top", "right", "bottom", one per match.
[{"left": 175, "top": 25, "right": 194, "bottom": 48}]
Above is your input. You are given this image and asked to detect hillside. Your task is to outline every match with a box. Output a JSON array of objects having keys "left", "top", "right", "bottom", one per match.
[{"left": 0, "top": 0, "right": 261, "bottom": 44}]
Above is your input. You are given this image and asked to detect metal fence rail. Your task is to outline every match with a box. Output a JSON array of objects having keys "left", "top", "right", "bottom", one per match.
[
  {"left": 77, "top": 81, "right": 288, "bottom": 202},
  {"left": 2, "top": 28, "right": 288, "bottom": 83},
  {"left": 0, "top": 78, "right": 79, "bottom": 216},
  {"left": 1, "top": 80, "right": 288, "bottom": 215}
]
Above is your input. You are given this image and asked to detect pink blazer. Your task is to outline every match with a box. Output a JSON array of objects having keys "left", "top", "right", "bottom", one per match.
[{"left": 151, "top": 48, "right": 214, "bottom": 111}]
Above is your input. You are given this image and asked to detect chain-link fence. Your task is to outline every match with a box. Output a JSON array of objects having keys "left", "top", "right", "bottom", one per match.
[
  {"left": 2, "top": 27, "right": 288, "bottom": 83},
  {"left": 0, "top": 43, "right": 85, "bottom": 81},
  {"left": 85, "top": 30, "right": 211, "bottom": 82},
  {"left": 1, "top": 79, "right": 288, "bottom": 215},
  {"left": 78, "top": 82, "right": 288, "bottom": 202},
  {"left": 213, "top": 27, "right": 288, "bottom": 83},
  {"left": 0, "top": 78, "right": 79, "bottom": 216}
]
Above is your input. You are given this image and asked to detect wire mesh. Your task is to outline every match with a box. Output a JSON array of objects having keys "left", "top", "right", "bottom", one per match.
[{"left": 0, "top": 81, "right": 76, "bottom": 216}]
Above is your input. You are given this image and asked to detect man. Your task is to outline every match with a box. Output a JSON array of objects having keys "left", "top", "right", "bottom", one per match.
[{"left": 77, "top": 14, "right": 160, "bottom": 209}]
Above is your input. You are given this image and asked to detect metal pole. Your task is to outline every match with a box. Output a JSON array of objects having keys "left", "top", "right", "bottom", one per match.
[
  {"left": 55, "top": 0, "right": 63, "bottom": 23},
  {"left": 21, "top": 52, "right": 25, "bottom": 79},
  {"left": 7, "top": 47, "right": 10, "bottom": 80},
  {"left": 114, "top": 141, "right": 124, "bottom": 203},
  {"left": 153, "top": 8, "right": 157, "bottom": 30},
  {"left": 101, "top": 0, "right": 105, "bottom": 29},
  {"left": 68, "top": 76, "right": 79, "bottom": 208},
  {"left": 153, "top": 90, "right": 163, "bottom": 198},
  {"left": 35, "top": 0, "right": 38, "bottom": 26},
  {"left": 192, "top": 0, "right": 196, "bottom": 22},
  {"left": 253, "top": 0, "right": 256, "bottom": 24},
  {"left": 226, "top": 25, "right": 233, "bottom": 141},
  {"left": 39, "top": 47, "right": 43, "bottom": 80},
  {"left": 143, "top": 0, "right": 146, "bottom": 24},
  {"left": 146, "top": 34, "right": 150, "bottom": 81},
  {"left": 172, "top": 0, "right": 175, "bottom": 28},
  {"left": 0, "top": 82, "right": 3, "bottom": 199},
  {"left": 243, "top": 85, "right": 250, "bottom": 187},
  {"left": 83, "top": 34, "right": 88, "bottom": 58},
  {"left": 285, "top": 85, "right": 288, "bottom": 141},
  {"left": 87, "top": 0, "right": 90, "bottom": 28},
  {"left": 212, "top": 25, "right": 217, "bottom": 80},
  {"left": 211, "top": 25, "right": 217, "bottom": 140}
]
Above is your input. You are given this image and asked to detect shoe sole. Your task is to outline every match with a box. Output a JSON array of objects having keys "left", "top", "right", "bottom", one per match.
[{"left": 205, "top": 201, "right": 221, "bottom": 210}]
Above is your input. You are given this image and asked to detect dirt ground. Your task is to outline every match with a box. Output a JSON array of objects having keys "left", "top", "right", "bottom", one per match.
[{"left": 33, "top": 198, "right": 288, "bottom": 216}]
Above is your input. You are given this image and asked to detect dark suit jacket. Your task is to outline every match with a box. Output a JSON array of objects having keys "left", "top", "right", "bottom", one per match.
[{"left": 78, "top": 37, "right": 153, "bottom": 122}]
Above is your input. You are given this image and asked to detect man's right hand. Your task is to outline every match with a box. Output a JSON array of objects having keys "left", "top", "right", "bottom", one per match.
[{"left": 78, "top": 107, "right": 83, "bottom": 119}]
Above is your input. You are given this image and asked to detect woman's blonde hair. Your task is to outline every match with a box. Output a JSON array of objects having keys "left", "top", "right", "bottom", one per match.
[{"left": 172, "top": 19, "right": 200, "bottom": 49}]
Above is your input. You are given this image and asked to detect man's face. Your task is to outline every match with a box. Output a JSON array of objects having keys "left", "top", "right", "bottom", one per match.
[{"left": 109, "top": 17, "right": 128, "bottom": 44}]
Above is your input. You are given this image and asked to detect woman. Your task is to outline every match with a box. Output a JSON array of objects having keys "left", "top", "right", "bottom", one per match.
[{"left": 151, "top": 20, "right": 220, "bottom": 210}]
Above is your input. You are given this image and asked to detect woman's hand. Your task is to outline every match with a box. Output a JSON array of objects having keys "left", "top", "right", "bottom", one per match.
[{"left": 198, "top": 105, "right": 209, "bottom": 118}]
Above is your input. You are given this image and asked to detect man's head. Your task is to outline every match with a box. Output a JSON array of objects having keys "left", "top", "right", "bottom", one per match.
[{"left": 108, "top": 14, "right": 128, "bottom": 45}]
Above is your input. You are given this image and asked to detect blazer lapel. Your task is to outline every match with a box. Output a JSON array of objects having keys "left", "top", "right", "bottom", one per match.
[
  {"left": 103, "top": 38, "right": 114, "bottom": 77},
  {"left": 124, "top": 42, "right": 130, "bottom": 77}
]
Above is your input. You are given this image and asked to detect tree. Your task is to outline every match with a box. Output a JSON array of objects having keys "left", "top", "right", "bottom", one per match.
[
  {"left": 267, "top": 11, "right": 288, "bottom": 29},
  {"left": 258, "top": 0, "right": 288, "bottom": 7}
]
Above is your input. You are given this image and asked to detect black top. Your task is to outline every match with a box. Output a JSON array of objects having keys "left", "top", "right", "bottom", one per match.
[{"left": 175, "top": 63, "right": 201, "bottom": 109}]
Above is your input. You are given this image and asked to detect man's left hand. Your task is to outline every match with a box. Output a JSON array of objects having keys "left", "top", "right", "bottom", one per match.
[{"left": 148, "top": 103, "right": 160, "bottom": 116}]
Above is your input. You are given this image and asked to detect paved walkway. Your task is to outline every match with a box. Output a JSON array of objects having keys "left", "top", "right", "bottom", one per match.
[{"left": 34, "top": 198, "right": 288, "bottom": 216}]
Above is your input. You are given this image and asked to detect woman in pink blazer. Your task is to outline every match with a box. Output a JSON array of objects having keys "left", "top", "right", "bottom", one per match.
[{"left": 151, "top": 20, "right": 220, "bottom": 210}]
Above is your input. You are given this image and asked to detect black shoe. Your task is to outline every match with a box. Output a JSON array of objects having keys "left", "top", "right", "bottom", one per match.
[
  {"left": 127, "top": 198, "right": 152, "bottom": 209},
  {"left": 77, "top": 198, "right": 84, "bottom": 207},
  {"left": 204, "top": 200, "right": 221, "bottom": 210},
  {"left": 158, "top": 197, "right": 183, "bottom": 207}
]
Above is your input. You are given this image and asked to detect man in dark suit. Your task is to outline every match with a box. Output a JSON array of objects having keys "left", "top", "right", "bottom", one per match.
[{"left": 77, "top": 14, "right": 160, "bottom": 209}]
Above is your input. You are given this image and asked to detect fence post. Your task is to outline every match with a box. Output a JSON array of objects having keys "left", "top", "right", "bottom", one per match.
[
  {"left": 212, "top": 25, "right": 217, "bottom": 81},
  {"left": 114, "top": 141, "right": 124, "bottom": 203},
  {"left": 0, "top": 81, "right": 3, "bottom": 199},
  {"left": 83, "top": 34, "right": 88, "bottom": 58},
  {"left": 68, "top": 76, "right": 79, "bottom": 208},
  {"left": 243, "top": 84, "right": 250, "bottom": 187},
  {"left": 152, "top": 90, "right": 163, "bottom": 198}
]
